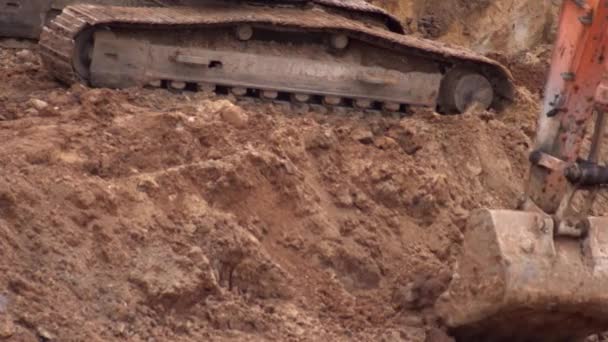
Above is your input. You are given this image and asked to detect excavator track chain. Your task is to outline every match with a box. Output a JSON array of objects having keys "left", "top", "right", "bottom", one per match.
[{"left": 38, "top": 4, "right": 513, "bottom": 114}]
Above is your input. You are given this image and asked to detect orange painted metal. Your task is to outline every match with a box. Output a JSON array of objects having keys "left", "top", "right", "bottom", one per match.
[{"left": 528, "top": 0, "right": 608, "bottom": 213}]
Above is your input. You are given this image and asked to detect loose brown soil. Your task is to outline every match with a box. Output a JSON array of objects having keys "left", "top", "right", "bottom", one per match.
[{"left": 0, "top": 40, "right": 548, "bottom": 342}]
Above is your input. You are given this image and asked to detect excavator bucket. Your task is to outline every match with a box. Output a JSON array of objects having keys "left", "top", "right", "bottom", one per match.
[{"left": 436, "top": 209, "right": 608, "bottom": 341}]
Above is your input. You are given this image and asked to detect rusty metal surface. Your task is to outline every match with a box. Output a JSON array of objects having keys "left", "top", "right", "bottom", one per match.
[
  {"left": 39, "top": 4, "right": 513, "bottom": 105},
  {"left": 529, "top": 0, "right": 608, "bottom": 214},
  {"left": 436, "top": 209, "right": 608, "bottom": 341}
]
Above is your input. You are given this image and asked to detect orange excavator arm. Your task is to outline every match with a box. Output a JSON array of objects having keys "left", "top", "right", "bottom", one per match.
[
  {"left": 527, "top": 0, "right": 608, "bottom": 220},
  {"left": 437, "top": 1, "right": 608, "bottom": 341}
]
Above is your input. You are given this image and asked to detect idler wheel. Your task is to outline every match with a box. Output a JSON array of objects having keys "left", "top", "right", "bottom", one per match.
[{"left": 439, "top": 68, "right": 494, "bottom": 113}]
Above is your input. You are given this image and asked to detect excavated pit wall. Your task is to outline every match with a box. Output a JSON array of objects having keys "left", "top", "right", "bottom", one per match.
[{"left": 372, "top": 0, "right": 557, "bottom": 56}]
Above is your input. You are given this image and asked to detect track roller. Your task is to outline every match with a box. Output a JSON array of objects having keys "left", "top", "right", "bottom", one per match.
[
  {"left": 169, "top": 80, "right": 186, "bottom": 90},
  {"left": 148, "top": 80, "right": 162, "bottom": 88},
  {"left": 330, "top": 33, "right": 349, "bottom": 50},
  {"left": 323, "top": 96, "right": 342, "bottom": 106},
  {"left": 292, "top": 94, "right": 311, "bottom": 103},
  {"left": 261, "top": 90, "right": 279, "bottom": 100},
  {"left": 231, "top": 87, "right": 248, "bottom": 96},
  {"left": 235, "top": 24, "right": 253, "bottom": 41}
]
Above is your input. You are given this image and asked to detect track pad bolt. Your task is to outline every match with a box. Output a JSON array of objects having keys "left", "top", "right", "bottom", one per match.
[{"left": 236, "top": 25, "right": 253, "bottom": 41}]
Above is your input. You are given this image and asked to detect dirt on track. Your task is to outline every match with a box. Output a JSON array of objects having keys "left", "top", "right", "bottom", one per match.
[{"left": 0, "top": 41, "right": 546, "bottom": 341}]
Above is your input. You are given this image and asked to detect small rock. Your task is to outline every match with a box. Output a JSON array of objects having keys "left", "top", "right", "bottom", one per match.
[
  {"left": 24, "top": 108, "right": 38, "bottom": 117},
  {"left": 465, "top": 162, "right": 483, "bottom": 176},
  {"left": 402, "top": 315, "right": 424, "bottom": 327},
  {"left": 379, "top": 329, "right": 404, "bottom": 342},
  {"left": 136, "top": 176, "right": 160, "bottom": 193},
  {"left": 401, "top": 282, "right": 419, "bottom": 308},
  {"left": 335, "top": 190, "right": 354, "bottom": 208},
  {"left": 186, "top": 246, "right": 206, "bottom": 263},
  {"left": 374, "top": 136, "right": 398, "bottom": 150},
  {"left": 0, "top": 316, "right": 14, "bottom": 339},
  {"left": 37, "top": 327, "right": 55, "bottom": 341},
  {"left": 15, "top": 49, "right": 37, "bottom": 63},
  {"left": 213, "top": 100, "right": 248, "bottom": 128},
  {"left": 28, "top": 98, "right": 48, "bottom": 111},
  {"left": 114, "top": 322, "right": 127, "bottom": 337},
  {"left": 305, "top": 128, "right": 336, "bottom": 150},
  {"left": 80, "top": 89, "right": 107, "bottom": 106},
  {"left": 351, "top": 127, "right": 374, "bottom": 144}
]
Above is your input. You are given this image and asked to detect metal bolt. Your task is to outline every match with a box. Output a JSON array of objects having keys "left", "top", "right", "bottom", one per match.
[
  {"left": 579, "top": 14, "right": 593, "bottom": 25},
  {"left": 561, "top": 72, "right": 576, "bottom": 81},
  {"left": 594, "top": 81, "right": 608, "bottom": 106}
]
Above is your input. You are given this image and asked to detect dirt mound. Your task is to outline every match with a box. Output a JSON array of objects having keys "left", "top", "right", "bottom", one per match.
[{"left": 0, "top": 41, "right": 544, "bottom": 341}]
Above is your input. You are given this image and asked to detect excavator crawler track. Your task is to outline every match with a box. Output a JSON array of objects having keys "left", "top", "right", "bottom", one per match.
[{"left": 39, "top": 3, "right": 513, "bottom": 113}]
